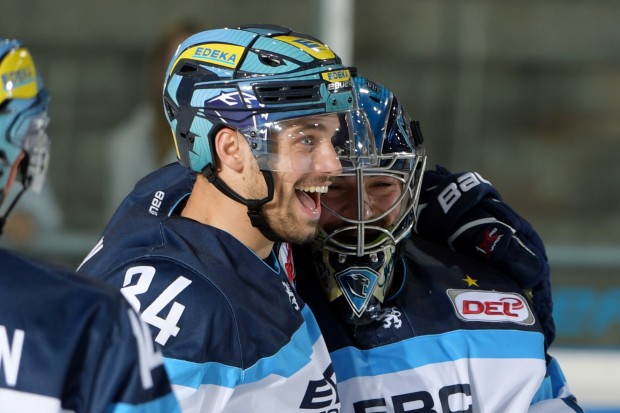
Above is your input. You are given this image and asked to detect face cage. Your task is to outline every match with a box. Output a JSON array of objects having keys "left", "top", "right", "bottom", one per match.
[
  {"left": 22, "top": 117, "right": 50, "bottom": 193},
  {"left": 319, "top": 153, "right": 426, "bottom": 257},
  {"left": 1, "top": 105, "right": 49, "bottom": 187}
]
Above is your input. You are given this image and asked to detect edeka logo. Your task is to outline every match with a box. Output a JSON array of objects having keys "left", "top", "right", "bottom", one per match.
[
  {"left": 447, "top": 289, "right": 535, "bottom": 325},
  {"left": 0, "top": 48, "right": 37, "bottom": 101},
  {"left": 300, "top": 363, "right": 340, "bottom": 412},
  {"left": 192, "top": 47, "right": 236, "bottom": 65},
  {"left": 1, "top": 67, "right": 34, "bottom": 90},
  {"left": 321, "top": 69, "right": 351, "bottom": 83},
  {"left": 171, "top": 43, "right": 245, "bottom": 70}
]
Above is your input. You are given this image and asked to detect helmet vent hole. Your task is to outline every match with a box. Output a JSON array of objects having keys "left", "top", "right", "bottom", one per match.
[
  {"left": 178, "top": 63, "right": 199, "bottom": 74},
  {"left": 164, "top": 101, "right": 179, "bottom": 121},
  {"left": 257, "top": 52, "right": 284, "bottom": 67},
  {"left": 254, "top": 81, "right": 322, "bottom": 104}
]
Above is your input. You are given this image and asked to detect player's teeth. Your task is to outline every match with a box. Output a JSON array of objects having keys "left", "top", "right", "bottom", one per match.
[{"left": 297, "top": 186, "right": 328, "bottom": 193}]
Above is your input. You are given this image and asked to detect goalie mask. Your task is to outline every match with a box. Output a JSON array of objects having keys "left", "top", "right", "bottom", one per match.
[{"left": 311, "top": 76, "right": 426, "bottom": 325}]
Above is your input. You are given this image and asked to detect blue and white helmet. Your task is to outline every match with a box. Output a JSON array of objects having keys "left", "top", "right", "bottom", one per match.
[
  {"left": 0, "top": 39, "right": 50, "bottom": 226},
  {"left": 163, "top": 24, "right": 373, "bottom": 175},
  {"left": 313, "top": 75, "right": 427, "bottom": 324}
]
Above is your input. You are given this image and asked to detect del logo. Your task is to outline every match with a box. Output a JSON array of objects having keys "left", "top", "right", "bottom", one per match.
[{"left": 447, "top": 289, "right": 535, "bottom": 325}]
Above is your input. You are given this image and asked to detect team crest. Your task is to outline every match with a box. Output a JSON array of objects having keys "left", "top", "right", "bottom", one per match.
[{"left": 335, "top": 267, "right": 379, "bottom": 317}]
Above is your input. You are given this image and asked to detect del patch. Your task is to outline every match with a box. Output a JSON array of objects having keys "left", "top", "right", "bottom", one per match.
[{"left": 447, "top": 289, "right": 535, "bottom": 325}]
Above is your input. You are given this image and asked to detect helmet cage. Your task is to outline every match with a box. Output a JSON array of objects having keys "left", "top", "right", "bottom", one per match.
[{"left": 319, "top": 151, "right": 426, "bottom": 257}]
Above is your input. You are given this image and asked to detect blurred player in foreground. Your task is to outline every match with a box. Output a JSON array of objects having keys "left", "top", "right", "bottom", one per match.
[{"left": 0, "top": 38, "right": 179, "bottom": 413}]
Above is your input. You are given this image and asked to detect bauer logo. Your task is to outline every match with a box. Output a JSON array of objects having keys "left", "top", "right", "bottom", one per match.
[
  {"left": 172, "top": 43, "right": 244, "bottom": 70},
  {"left": 447, "top": 289, "right": 535, "bottom": 325}
]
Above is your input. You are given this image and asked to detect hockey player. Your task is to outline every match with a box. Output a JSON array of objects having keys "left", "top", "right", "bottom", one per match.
[
  {"left": 75, "top": 68, "right": 578, "bottom": 411},
  {"left": 77, "top": 25, "right": 372, "bottom": 412},
  {"left": 293, "top": 75, "right": 582, "bottom": 412},
  {"left": 0, "top": 39, "right": 179, "bottom": 412}
]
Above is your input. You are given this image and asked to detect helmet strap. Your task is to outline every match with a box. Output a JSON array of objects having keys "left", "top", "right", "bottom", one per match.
[
  {"left": 0, "top": 184, "right": 28, "bottom": 237},
  {"left": 201, "top": 164, "right": 282, "bottom": 242},
  {"left": 0, "top": 152, "right": 30, "bottom": 236}
]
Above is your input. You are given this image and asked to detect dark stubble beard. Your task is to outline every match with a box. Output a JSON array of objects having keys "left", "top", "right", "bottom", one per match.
[
  {"left": 243, "top": 170, "right": 319, "bottom": 245},
  {"left": 268, "top": 212, "right": 319, "bottom": 245}
]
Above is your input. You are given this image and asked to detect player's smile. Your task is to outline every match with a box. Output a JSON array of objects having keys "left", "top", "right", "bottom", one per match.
[{"left": 294, "top": 182, "right": 330, "bottom": 217}]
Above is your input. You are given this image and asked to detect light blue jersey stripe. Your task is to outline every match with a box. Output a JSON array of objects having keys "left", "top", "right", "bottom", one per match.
[
  {"left": 531, "top": 357, "right": 569, "bottom": 403},
  {"left": 164, "top": 357, "right": 242, "bottom": 389},
  {"left": 164, "top": 305, "right": 324, "bottom": 388},
  {"left": 332, "top": 329, "right": 545, "bottom": 381}
]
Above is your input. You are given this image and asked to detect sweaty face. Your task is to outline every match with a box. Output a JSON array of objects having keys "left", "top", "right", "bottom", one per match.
[
  {"left": 255, "top": 114, "right": 344, "bottom": 244},
  {"left": 319, "top": 174, "right": 404, "bottom": 244}
]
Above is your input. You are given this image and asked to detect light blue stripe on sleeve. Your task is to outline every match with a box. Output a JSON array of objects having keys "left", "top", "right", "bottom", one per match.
[
  {"left": 531, "top": 356, "right": 571, "bottom": 404},
  {"left": 164, "top": 305, "right": 324, "bottom": 388},
  {"left": 331, "top": 329, "right": 545, "bottom": 381},
  {"left": 164, "top": 357, "right": 242, "bottom": 389},
  {"left": 243, "top": 305, "right": 323, "bottom": 383}
]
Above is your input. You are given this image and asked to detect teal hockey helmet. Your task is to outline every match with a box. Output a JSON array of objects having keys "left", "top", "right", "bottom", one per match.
[
  {"left": 163, "top": 24, "right": 373, "bottom": 176},
  {"left": 0, "top": 38, "right": 50, "bottom": 227}
]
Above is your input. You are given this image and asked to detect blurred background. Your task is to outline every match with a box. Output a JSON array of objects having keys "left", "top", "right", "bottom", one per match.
[{"left": 2, "top": 0, "right": 618, "bottom": 409}]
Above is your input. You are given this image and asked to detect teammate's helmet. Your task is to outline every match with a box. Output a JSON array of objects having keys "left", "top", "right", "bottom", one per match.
[
  {"left": 163, "top": 24, "right": 372, "bottom": 175},
  {"left": 0, "top": 39, "right": 50, "bottom": 220},
  {"left": 312, "top": 76, "right": 426, "bottom": 325}
]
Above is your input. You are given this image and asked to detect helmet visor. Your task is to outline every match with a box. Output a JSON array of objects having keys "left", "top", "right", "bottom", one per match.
[{"left": 237, "top": 109, "right": 376, "bottom": 174}]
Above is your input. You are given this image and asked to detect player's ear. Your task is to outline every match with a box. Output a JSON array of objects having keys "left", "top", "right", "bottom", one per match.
[{"left": 214, "top": 127, "right": 244, "bottom": 173}]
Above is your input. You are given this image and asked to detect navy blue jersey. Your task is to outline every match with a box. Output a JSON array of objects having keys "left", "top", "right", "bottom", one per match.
[
  {"left": 0, "top": 249, "right": 179, "bottom": 413},
  {"left": 77, "top": 163, "right": 340, "bottom": 412},
  {"left": 293, "top": 238, "right": 583, "bottom": 412}
]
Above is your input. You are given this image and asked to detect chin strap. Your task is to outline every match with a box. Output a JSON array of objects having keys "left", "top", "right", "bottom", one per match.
[
  {"left": 201, "top": 164, "right": 282, "bottom": 242},
  {"left": 0, "top": 185, "right": 28, "bottom": 237}
]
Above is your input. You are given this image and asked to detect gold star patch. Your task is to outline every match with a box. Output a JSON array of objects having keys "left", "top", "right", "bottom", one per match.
[{"left": 462, "top": 275, "right": 479, "bottom": 287}]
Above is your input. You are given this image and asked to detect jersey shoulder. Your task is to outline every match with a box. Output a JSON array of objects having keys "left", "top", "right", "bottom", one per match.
[{"left": 0, "top": 249, "right": 179, "bottom": 412}]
